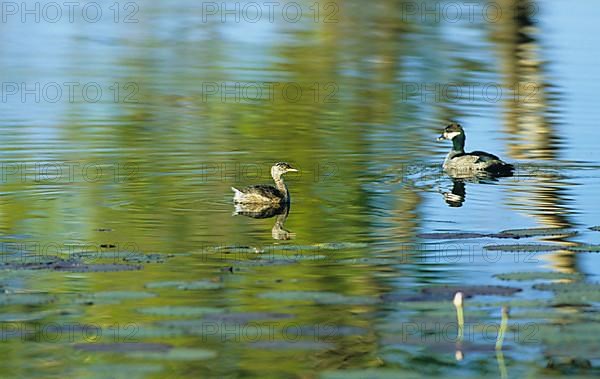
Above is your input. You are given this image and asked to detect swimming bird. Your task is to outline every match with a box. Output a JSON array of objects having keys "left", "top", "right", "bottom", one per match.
[
  {"left": 438, "top": 123, "right": 514, "bottom": 177},
  {"left": 232, "top": 162, "right": 298, "bottom": 204}
]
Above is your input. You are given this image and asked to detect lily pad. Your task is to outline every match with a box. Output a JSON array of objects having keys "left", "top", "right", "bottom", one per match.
[
  {"left": 533, "top": 282, "right": 600, "bottom": 292},
  {"left": 321, "top": 369, "right": 428, "bottom": 379},
  {"left": 74, "top": 342, "right": 172, "bottom": 353},
  {"left": 533, "top": 282, "right": 600, "bottom": 305},
  {"left": 144, "top": 281, "right": 187, "bottom": 289},
  {"left": 210, "top": 246, "right": 263, "bottom": 254},
  {"left": 259, "top": 291, "right": 378, "bottom": 305},
  {"left": 92, "top": 291, "right": 156, "bottom": 300},
  {"left": 259, "top": 254, "right": 328, "bottom": 262},
  {"left": 73, "top": 363, "right": 163, "bottom": 379},
  {"left": 268, "top": 245, "right": 320, "bottom": 252},
  {"left": 484, "top": 244, "right": 562, "bottom": 252},
  {"left": 422, "top": 285, "right": 521, "bottom": 297},
  {"left": 0, "top": 294, "right": 55, "bottom": 305},
  {"left": 138, "top": 306, "right": 224, "bottom": 317},
  {"left": 177, "top": 281, "right": 222, "bottom": 290},
  {"left": 144, "top": 280, "right": 222, "bottom": 290},
  {"left": 495, "top": 272, "right": 582, "bottom": 281},
  {"left": 127, "top": 326, "right": 186, "bottom": 339},
  {"left": 417, "top": 232, "right": 488, "bottom": 240},
  {"left": 203, "top": 312, "right": 294, "bottom": 323},
  {"left": 338, "top": 258, "right": 397, "bottom": 265},
  {"left": 127, "top": 348, "right": 217, "bottom": 360},
  {"left": 387, "top": 285, "right": 521, "bottom": 302},
  {"left": 250, "top": 341, "right": 332, "bottom": 350},
  {"left": 0, "top": 312, "right": 49, "bottom": 322},
  {"left": 568, "top": 245, "right": 600, "bottom": 252},
  {"left": 73, "top": 251, "right": 169, "bottom": 264},
  {"left": 315, "top": 242, "right": 368, "bottom": 250},
  {"left": 498, "top": 228, "right": 577, "bottom": 238},
  {"left": 1, "top": 258, "right": 141, "bottom": 272}
]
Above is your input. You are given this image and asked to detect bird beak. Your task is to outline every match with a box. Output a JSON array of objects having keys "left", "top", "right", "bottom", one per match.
[
  {"left": 437, "top": 133, "right": 446, "bottom": 141},
  {"left": 287, "top": 168, "right": 299, "bottom": 173}
]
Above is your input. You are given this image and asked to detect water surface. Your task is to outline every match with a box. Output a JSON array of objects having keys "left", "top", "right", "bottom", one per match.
[{"left": 1, "top": 0, "right": 600, "bottom": 377}]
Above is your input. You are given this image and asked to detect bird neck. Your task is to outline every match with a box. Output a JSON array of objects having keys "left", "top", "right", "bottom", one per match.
[
  {"left": 451, "top": 134, "right": 466, "bottom": 154},
  {"left": 272, "top": 175, "right": 289, "bottom": 200}
]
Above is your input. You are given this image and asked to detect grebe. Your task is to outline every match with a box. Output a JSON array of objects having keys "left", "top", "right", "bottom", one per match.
[
  {"left": 438, "top": 123, "right": 514, "bottom": 177},
  {"left": 232, "top": 162, "right": 298, "bottom": 204}
]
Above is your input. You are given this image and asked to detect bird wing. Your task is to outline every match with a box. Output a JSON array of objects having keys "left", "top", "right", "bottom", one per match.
[
  {"left": 233, "top": 185, "right": 284, "bottom": 204},
  {"left": 468, "top": 151, "right": 501, "bottom": 162},
  {"left": 240, "top": 185, "right": 283, "bottom": 197}
]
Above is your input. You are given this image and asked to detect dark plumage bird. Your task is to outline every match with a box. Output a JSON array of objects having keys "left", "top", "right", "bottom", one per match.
[
  {"left": 231, "top": 162, "right": 298, "bottom": 204},
  {"left": 437, "top": 123, "right": 514, "bottom": 177}
]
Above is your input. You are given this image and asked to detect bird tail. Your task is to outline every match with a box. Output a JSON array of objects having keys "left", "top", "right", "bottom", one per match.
[
  {"left": 486, "top": 162, "right": 514, "bottom": 177},
  {"left": 231, "top": 187, "right": 243, "bottom": 202}
]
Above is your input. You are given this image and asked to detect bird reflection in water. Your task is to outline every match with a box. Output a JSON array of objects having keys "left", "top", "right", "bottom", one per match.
[
  {"left": 442, "top": 180, "right": 466, "bottom": 208},
  {"left": 441, "top": 175, "right": 508, "bottom": 208},
  {"left": 233, "top": 203, "right": 294, "bottom": 240}
]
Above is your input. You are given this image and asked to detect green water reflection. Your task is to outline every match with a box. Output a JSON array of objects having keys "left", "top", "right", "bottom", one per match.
[{"left": 1, "top": 0, "right": 600, "bottom": 378}]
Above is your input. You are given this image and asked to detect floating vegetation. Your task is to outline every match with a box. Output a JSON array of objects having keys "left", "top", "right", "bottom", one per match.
[
  {"left": 498, "top": 228, "right": 578, "bottom": 238},
  {"left": 72, "top": 251, "right": 172, "bottom": 264},
  {"left": 385, "top": 285, "right": 521, "bottom": 302},
  {"left": 258, "top": 254, "right": 328, "bottom": 262},
  {"left": 177, "top": 281, "right": 223, "bottom": 290},
  {"left": 144, "top": 280, "right": 222, "bottom": 290},
  {"left": 315, "top": 242, "right": 368, "bottom": 250},
  {"left": 208, "top": 246, "right": 265, "bottom": 254},
  {"left": 483, "top": 244, "right": 563, "bottom": 252},
  {"left": 420, "top": 285, "right": 521, "bottom": 299},
  {"left": 72, "top": 363, "right": 164, "bottom": 379},
  {"left": 0, "top": 253, "right": 142, "bottom": 272},
  {"left": 0, "top": 293, "right": 55, "bottom": 306},
  {"left": 259, "top": 291, "right": 378, "bottom": 305},
  {"left": 568, "top": 245, "right": 600, "bottom": 252},
  {"left": 3, "top": 261, "right": 141, "bottom": 272},
  {"left": 546, "top": 357, "right": 593, "bottom": 371},
  {"left": 485, "top": 244, "right": 600, "bottom": 253},
  {"left": 533, "top": 282, "right": 600, "bottom": 292},
  {"left": 589, "top": 226, "right": 600, "bottom": 232},
  {"left": 206, "top": 242, "right": 367, "bottom": 255},
  {"left": 250, "top": 341, "right": 332, "bottom": 350},
  {"left": 418, "top": 227, "right": 580, "bottom": 240},
  {"left": 338, "top": 257, "right": 397, "bottom": 265},
  {"left": 202, "top": 312, "right": 294, "bottom": 323},
  {"left": 74, "top": 342, "right": 172, "bottom": 353},
  {"left": 144, "top": 281, "right": 187, "bottom": 289},
  {"left": 127, "top": 348, "right": 217, "bottom": 361},
  {"left": 534, "top": 282, "right": 600, "bottom": 305},
  {"left": 91, "top": 291, "right": 157, "bottom": 301},
  {"left": 0, "top": 311, "right": 50, "bottom": 322},
  {"left": 417, "top": 232, "right": 488, "bottom": 240},
  {"left": 495, "top": 272, "right": 582, "bottom": 281},
  {"left": 321, "top": 369, "right": 428, "bottom": 379},
  {"left": 137, "top": 306, "right": 224, "bottom": 317}
]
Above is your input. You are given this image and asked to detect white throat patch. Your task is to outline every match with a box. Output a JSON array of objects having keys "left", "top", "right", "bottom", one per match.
[{"left": 444, "top": 131, "right": 461, "bottom": 140}]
